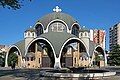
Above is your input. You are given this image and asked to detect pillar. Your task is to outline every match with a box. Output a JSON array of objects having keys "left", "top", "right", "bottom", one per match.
[
  {"left": 54, "top": 57, "right": 61, "bottom": 69},
  {"left": 18, "top": 55, "right": 22, "bottom": 67}
]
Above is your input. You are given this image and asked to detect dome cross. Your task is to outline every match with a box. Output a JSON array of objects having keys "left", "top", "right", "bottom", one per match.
[{"left": 53, "top": 6, "right": 62, "bottom": 12}]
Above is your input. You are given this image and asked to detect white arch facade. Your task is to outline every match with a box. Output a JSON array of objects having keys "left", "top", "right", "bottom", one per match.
[
  {"left": 25, "top": 37, "right": 56, "bottom": 57},
  {"left": 24, "top": 37, "right": 59, "bottom": 68},
  {"left": 59, "top": 37, "right": 89, "bottom": 58},
  {"left": 91, "top": 45, "right": 107, "bottom": 66},
  {"left": 5, "top": 45, "right": 22, "bottom": 67},
  {"left": 55, "top": 37, "right": 90, "bottom": 68}
]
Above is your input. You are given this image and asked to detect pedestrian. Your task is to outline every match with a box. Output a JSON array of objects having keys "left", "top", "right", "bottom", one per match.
[
  {"left": 11, "top": 61, "right": 15, "bottom": 70},
  {"left": 11, "top": 61, "right": 13, "bottom": 69},
  {"left": 13, "top": 62, "right": 15, "bottom": 70}
]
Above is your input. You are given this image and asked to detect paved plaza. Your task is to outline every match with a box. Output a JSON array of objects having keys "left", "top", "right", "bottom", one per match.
[{"left": 0, "top": 66, "right": 120, "bottom": 80}]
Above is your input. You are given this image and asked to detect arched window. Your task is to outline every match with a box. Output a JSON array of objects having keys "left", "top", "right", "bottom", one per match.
[
  {"left": 28, "top": 32, "right": 30, "bottom": 36},
  {"left": 32, "top": 33, "right": 34, "bottom": 37},
  {"left": 27, "top": 57, "right": 29, "bottom": 61},
  {"left": 81, "top": 33, "right": 83, "bottom": 36},
  {"left": 85, "top": 32, "right": 87, "bottom": 36},
  {"left": 31, "top": 57, "right": 33, "bottom": 61},
  {"left": 72, "top": 25, "right": 79, "bottom": 37},
  {"left": 35, "top": 24, "right": 43, "bottom": 36},
  {"left": 49, "top": 22, "right": 66, "bottom": 32}
]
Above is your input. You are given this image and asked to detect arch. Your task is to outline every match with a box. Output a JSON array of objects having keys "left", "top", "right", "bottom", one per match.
[
  {"left": 59, "top": 37, "right": 89, "bottom": 60},
  {"left": 91, "top": 45, "right": 107, "bottom": 66},
  {"left": 45, "top": 19, "right": 70, "bottom": 33},
  {"left": 79, "top": 32, "right": 83, "bottom": 37},
  {"left": 25, "top": 37, "right": 56, "bottom": 59},
  {"left": 71, "top": 23, "right": 80, "bottom": 37},
  {"left": 5, "top": 45, "right": 22, "bottom": 67},
  {"left": 35, "top": 23, "right": 44, "bottom": 36},
  {"left": 58, "top": 37, "right": 89, "bottom": 68},
  {"left": 48, "top": 21, "right": 67, "bottom": 32},
  {"left": 71, "top": 23, "right": 80, "bottom": 31},
  {"left": 34, "top": 22, "right": 44, "bottom": 30},
  {"left": 25, "top": 37, "right": 56, "bottom": 68}
]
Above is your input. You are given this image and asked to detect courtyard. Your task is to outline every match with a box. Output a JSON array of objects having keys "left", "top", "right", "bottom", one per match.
[{"left": 0, "top": 66, "right": 120, "bottom": 80}]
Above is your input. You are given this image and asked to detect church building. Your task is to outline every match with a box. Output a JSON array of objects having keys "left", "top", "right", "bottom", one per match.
[{"left": 5, "top": 6, "right": 107, "bottom": 68}]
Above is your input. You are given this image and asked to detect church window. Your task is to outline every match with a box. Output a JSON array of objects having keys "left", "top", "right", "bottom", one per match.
[
  {"left": 28, "top": 32, "right": 30, "bottom": 36},
  {"left": 36, "top": 24, "right": 43, "bottom": 36},
  {"left": 85, "top": 32, "right": 87, "bottom": 36},
  {"left": 72, "top": 25, "right": 79, "bottom": 37},
  {"left": 39, "top": 58, "right": 40, "bottom": 63},
  {"left": 81, "top": 33, "right": 83, "bottom": 36},
  {"left": 50, "top": 22, "right": 66, "bottom": 32},
  {"left": 32, "top": 33, "right": 34, "bottom": 37}
]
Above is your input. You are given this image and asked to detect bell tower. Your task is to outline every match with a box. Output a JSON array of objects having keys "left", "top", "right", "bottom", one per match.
[{"left": 24, "top": 26, "right": 36, "bottom": 48}]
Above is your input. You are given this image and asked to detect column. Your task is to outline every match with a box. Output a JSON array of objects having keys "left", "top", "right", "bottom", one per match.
[
  {"left": 77, "top": 42, "right": 80, "bottom": 67},
  {"left": 18, "top": 55, "right": 22, "bottom": 67}
]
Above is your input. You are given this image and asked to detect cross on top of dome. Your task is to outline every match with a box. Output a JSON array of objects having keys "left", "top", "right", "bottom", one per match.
[{"left": 53, "top": 6, "right": 62, "bottom": 12}]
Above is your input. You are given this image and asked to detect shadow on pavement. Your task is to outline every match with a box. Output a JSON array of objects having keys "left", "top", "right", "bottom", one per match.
[{"left": 0, "top": 69, "right": 42, "bottom": 79}]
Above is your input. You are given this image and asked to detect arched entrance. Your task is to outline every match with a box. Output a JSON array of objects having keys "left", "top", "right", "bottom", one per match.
[
  {"left": 5, "top": 45, "right": 22, "bottom": 67},
  {"left": 59, "top": 38, "right": 89, "bottom": 68},
  {"left": 25, "top": 38, "right": 55, "bottom": 68},
  {"left": 92, "top": 45, "right": 107, "bottom": 67}
]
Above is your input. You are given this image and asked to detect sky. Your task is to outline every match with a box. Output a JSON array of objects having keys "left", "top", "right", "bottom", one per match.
[{"left": 0, "top": 0, "right": 120, "bottom": 51}]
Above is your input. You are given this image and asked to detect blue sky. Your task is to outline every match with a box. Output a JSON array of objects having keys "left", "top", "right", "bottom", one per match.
[{"left": 0, "top": 0, "right": 120, "bottom": 51}]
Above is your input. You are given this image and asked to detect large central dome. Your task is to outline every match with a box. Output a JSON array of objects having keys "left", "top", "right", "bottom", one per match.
[{"left": 37, "top": 12, "right": 78, "bottom": 30}]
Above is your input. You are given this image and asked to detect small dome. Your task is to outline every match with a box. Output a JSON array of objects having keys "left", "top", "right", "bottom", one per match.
[
  {"left": 26, "top": 52, "right": 35, "bottom": 57},
  {"left": 37, "top": 12, "right": 78, "bottom": 30},
  {"left": 79, "top": 28, "right": 89, "bottom": 32},
  {"left": 25, "top": 27, "right": 36, "bottom": 32}
]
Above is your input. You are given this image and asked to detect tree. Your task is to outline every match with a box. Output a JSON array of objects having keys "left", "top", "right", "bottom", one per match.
[
  {"left": 95, "top": 53, "right": 100, "bottom": 62},
  {"left": 0, "top": 0, "right": 31, "bottom": 10},
  {"left": 8, "top": 52, "right": 18, "bottom": 66},
  {"left": 0, "top": 51, "right": 6, "bottom": 67},
  {"left": 108, "top": 44, "right": 120, "bottom": 66}
]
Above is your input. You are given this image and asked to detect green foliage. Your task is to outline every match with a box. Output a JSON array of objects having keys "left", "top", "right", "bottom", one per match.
[
  {"left": 0, "top": 51, "right": 6, "bottom": 58},
  {"left": 0, "top": 51, "right": 6, "bottom": 66},
  {"left": 0, "top": 0, "right": 31, "bottom": 10},
  {"left": 95, "top": 53, "right": 100, "bottom": 62},
  {"left": 108, "top": 44, "right": 120, "bottom": 66},
  {"left": 8, "top": 52, "right": 18, "bottom": 66}
]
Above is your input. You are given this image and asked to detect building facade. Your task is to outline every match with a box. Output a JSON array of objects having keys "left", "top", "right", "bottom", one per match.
[
  {"left": 90, "top": 29, "right": 106, "bottom": 49},
  {"left": 109, "top": 23, "right": 120, "bottom": 51},
  {"left": 5, "top": 6, "right": 107, "bottom": 68}
]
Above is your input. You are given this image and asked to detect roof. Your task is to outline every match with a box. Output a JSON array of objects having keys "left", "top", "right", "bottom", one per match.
[
  {"left": 38, "top": 32, "right": 77, "bottom": 57},
  {"left": 37, "top": 12, "right": 77, "bottom": 30},
  {"left": 89, "top": 40, "right": 95, "bottom": 57},
  {"left": 14, "top": 40, "right": 25, "bottom": 57},
  {"left": 80, "top": 52, "right": 88, "bottom": 57},
  {"left": 26, "top": 52, "right": 35, "bottom": 57},
  {"left": 79, "top": 28, "right": 89, "bottom": 32},
  {"left": 25, "top": 27, "right": 36, "bottom": 32}
]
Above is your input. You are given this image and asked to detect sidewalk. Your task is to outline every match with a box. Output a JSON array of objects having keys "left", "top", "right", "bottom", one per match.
[{"left": 0, "top": 67, "right": 11, "bottom": 70}]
